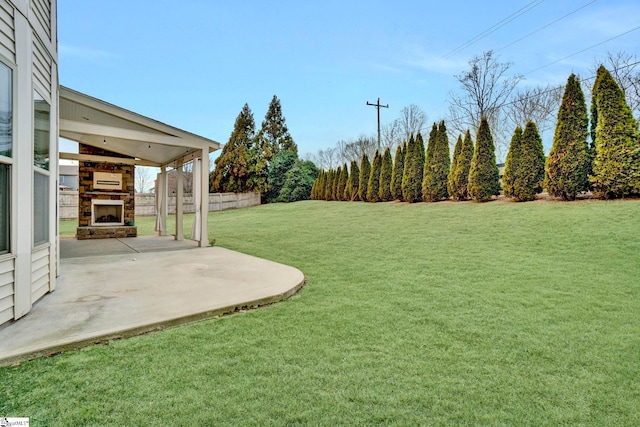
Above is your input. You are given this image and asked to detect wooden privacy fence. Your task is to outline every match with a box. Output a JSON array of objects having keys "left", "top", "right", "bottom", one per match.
[{"left": 59, "top": 192, "right": 261, "bottom": 220}]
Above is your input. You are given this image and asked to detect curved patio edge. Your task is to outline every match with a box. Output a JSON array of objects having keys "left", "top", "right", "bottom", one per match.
[{"left": 0, "top": 247, "right": 306, "bottom": 366}]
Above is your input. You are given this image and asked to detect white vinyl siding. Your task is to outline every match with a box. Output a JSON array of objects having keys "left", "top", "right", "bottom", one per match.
[
  {"left": 30, "top": 0, "right": 50, "bottom": 40},
  {"left": 32, "top": 36, "right": 50, "bottom": 93},
  {"left": 0, "top": 0, "right": 14, "bottom": 62},
  {"left": 0, "top": 256, "right": 14, "bottom": 325},
  {"left": 31, "top": 245, "right": 48, "bottom": 303}
]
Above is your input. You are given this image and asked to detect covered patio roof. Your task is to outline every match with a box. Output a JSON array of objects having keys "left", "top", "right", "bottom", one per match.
[
  {"left": 58, "top": 85, "right": 221, "bottom": 247},
  {"left": 59, "top": 85, "right": 221, "bottom": 168}
]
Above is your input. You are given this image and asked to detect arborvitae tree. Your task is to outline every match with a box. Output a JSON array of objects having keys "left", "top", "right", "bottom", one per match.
[
  {"left": 321, "top": 169, "right": 329, "bottom": 200},
  {"left": 421, "top": 124, "right": 437, "bottom": 201},
  {"left": 450, "top": 130, "right": 474, "bottom": 200},
  {"left": 358, "top": 154, "right": 371, "bottom": 202},
  {"left": 425, "top": 123, "right": 438, "bottom": 165},
  {"left": 510, "top": 121, "right": 545, "bottom": 201},
  {"left": 401, "top": 134, "right": 415, "bottom": 201},
  {"left": 423, "top": 121, "right": 451, "bottom": 202},
  {"left": 337, "top": 164, "right": 349, "bottom": 201},
  {"left": 391, "top": 143, "right": 405, "bottom": 200},
  {"left": 402, "top": 133, "right": 425, "bottom": 202},
  {"left": 346, "top": 160, "right": 360, "bottom": 201},
  {"left": 448, "top": 134, "right": 462, "bottom": 197},
  {"left": 367, "top": 150, "right": 382, "bottom": 202},
  {"left": 502, "top": 126, "right": 523, "bottom": 198},
  {"left": 211, "top": 103, "right": 258, "bottom": 193},
  {"left": 324, "top": 169, "right": 335, "bottom": 201},
  {"left": 590, "top": 65, "right": 640, "bottom": 198},
  {"left": 257, "top": 95, "right": 297, "bottom": 163},
  {"left": 545, "top": 74, "right": 591, "bottom": 200},
  {"left": 379, "top": 147, "right": 393, "bottom": 201},
  {"left": 311, "top": 170, "right": 323, "bottom": 200},
  {"left": 332, "top": 165, "right": 341, "bottom": 201},
  {"left": 468, "top": 117, "right": 501, "bottom": 202},
  {"left": 590, "top": 89, "right": 598, "bottom": 156}
]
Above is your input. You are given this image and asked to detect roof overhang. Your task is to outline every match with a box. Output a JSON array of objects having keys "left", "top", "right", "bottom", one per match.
[{"left": 59, "top": 86, "right": 221, "bottom": 168}]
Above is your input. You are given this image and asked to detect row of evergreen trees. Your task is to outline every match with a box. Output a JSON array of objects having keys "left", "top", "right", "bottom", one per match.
[
  {"left": 311, "top": 117, "right": 501, "bottom": 203},
  {"left": 312, "top": 65, "right": 640, "bottom": 203},
  {"left": 545, "top": 66, "right": 640, "bottom": 200}
]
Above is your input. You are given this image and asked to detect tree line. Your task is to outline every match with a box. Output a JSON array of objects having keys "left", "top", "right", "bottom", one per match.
[{"left": 312, "top": 66, "right": 640, "bottom": 203}]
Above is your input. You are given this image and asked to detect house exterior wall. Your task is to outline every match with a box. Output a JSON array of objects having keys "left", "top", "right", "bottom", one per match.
[{"left": 0, "top": 0, "right": 57, "bottom": 327}]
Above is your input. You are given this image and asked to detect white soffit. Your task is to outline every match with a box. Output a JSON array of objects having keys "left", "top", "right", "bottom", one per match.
[{"left": 59, "top": 86, "right": 221, "bottom": 167}]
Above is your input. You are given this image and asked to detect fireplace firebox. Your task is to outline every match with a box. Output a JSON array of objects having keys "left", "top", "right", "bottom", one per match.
[{"left": 91, "top": 199, "right": 124, "bottom": 226}]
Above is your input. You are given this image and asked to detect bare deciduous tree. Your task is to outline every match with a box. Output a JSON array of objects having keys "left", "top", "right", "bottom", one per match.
[
  {"left": 448, "top": 50, "right": 524, "bottom": 160},
  {"left": 135, "top": 166, "right": 152, "bottom": 193},
  {"left": 398, "top": 104, "right": 427, "bottom": 143},
  {"left": 341, "top": 134, "right": 377, "bottom": 163},
  {"left": 182, "top": 161, "right": 194, "bottom": 194},
  {"left": 505, "top": 84, "right": 563, "bottom": 134},
  {"left": 380, "top": 120, "right": 402, "bottom": 150},
  {"left": 311, "top": 147, "right": 339, "bottom": 170}
]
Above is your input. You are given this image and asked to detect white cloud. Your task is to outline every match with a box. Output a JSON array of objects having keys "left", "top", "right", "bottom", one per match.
[
  {"left": 569, "top": 3, "right": 640, "bottom": 39},
  {"left": 402, "top": 44, "right": 468, "bottom": 75},
  {"left": 59, "top": 44, "right": 119, "bottom": 61}
]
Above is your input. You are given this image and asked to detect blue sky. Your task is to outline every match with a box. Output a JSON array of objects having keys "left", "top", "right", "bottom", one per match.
[{"left": 58, "top": 0, "right": 640, "bottom": 159}]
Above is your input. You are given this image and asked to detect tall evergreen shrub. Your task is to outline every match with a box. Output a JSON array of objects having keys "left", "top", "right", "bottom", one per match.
[
  {"left": 358, "top": 154, "right": 371, "bottom": 202},
  {"left": 590, "top": 65, "right": 640, "bottom": 198},
  {"left": 448, "top": 134, "right": 462, "bottom": 197},
  {"left": 402, "top": 133, "right": 425, "bottom": 202},
  {"left": 346, "top": 160, "right": 360, "bottom": 201},
  {"left": 367, "top": 150, "right": 382, "bottom": 202},
  {"left": 502, "top": 126, "right": 523, "bottom": 198},
  {"left": 391, "top": 143, "right": 405, "bottom": 200},
  {"left": 511, "top": 121, "right": 545, "bottom": 201},
  {"left": 336, "top": 164, "right": 348, "bottom": 201},
  {"left": 379, "top": 147, "right": 393, "bottom": 201},
  {"left": 450, "top": 130, "right": 474, "bottom": 201},
  {"left": 423, "top": 121, "right": 451, "bottom": 202},
  {"left": 468, "top": 117, "right": 501, "bottom": 202},
  {"left": 545, "top": 74, "right": 590, "bottom": 200}
]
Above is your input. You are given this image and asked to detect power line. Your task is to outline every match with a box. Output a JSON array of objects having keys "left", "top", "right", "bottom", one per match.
[
  {"left": 525, "top": 25, "right": 640, "bottom": 75},
  {"left": 444, "top": 0, "right": 545, "bottom": 58},
  {"left": 496, "top": 0, "right": 597, "bottom": 53}
]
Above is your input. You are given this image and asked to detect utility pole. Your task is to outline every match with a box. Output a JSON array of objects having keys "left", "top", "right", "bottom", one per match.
[{"left": 367, "top": 97, "right": 389, "bottom": 151}]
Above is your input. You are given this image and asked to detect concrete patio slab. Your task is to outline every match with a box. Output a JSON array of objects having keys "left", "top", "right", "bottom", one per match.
[
  {"left": 60, "top": 235, "right": 200, "bottom": 258},
  {"left": 0, "top": 245, "right": 305, "bottom": 366}
]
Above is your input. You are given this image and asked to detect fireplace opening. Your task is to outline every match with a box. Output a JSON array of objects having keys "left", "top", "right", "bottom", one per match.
[{"left": 91, "top": 199, "right": 125, "bottom": 226}]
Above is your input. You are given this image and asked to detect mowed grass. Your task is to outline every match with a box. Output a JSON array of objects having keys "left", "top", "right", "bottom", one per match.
[{"left": 3, "top": 200, "right": 640, "bottom": 425}]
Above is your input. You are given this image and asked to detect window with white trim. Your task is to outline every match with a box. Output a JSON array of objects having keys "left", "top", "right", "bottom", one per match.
[
  {"left": 0, "top": 61, "right": 12, "bottom": 254},
  {"left": 33, "top": 90, "right": 50, "bottom": 246}
]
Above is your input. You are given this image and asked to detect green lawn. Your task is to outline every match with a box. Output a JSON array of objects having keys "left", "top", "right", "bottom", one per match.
[{"left": 3, "top": 200, "right": 640, "bottom": 425}]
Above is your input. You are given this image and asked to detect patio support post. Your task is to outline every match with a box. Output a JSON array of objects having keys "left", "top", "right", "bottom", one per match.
[
  {"left": 175, "top": 162, "right": 184, "bottom": 241},
  {"left": 159, "top": 166, "right": 168, "bottom": 236},
  {"left": 199, "top": 150, "right": 209, "bottom": 247}
]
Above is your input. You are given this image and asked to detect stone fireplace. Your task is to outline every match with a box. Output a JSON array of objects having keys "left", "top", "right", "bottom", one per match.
[{"left": 76, "top": 144, "right": 137, "bottom": 239}]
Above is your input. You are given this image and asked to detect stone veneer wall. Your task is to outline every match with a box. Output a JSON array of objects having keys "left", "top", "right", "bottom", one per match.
[{"left": 77, "top": 144, "right": 137, "bottom": 239}]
